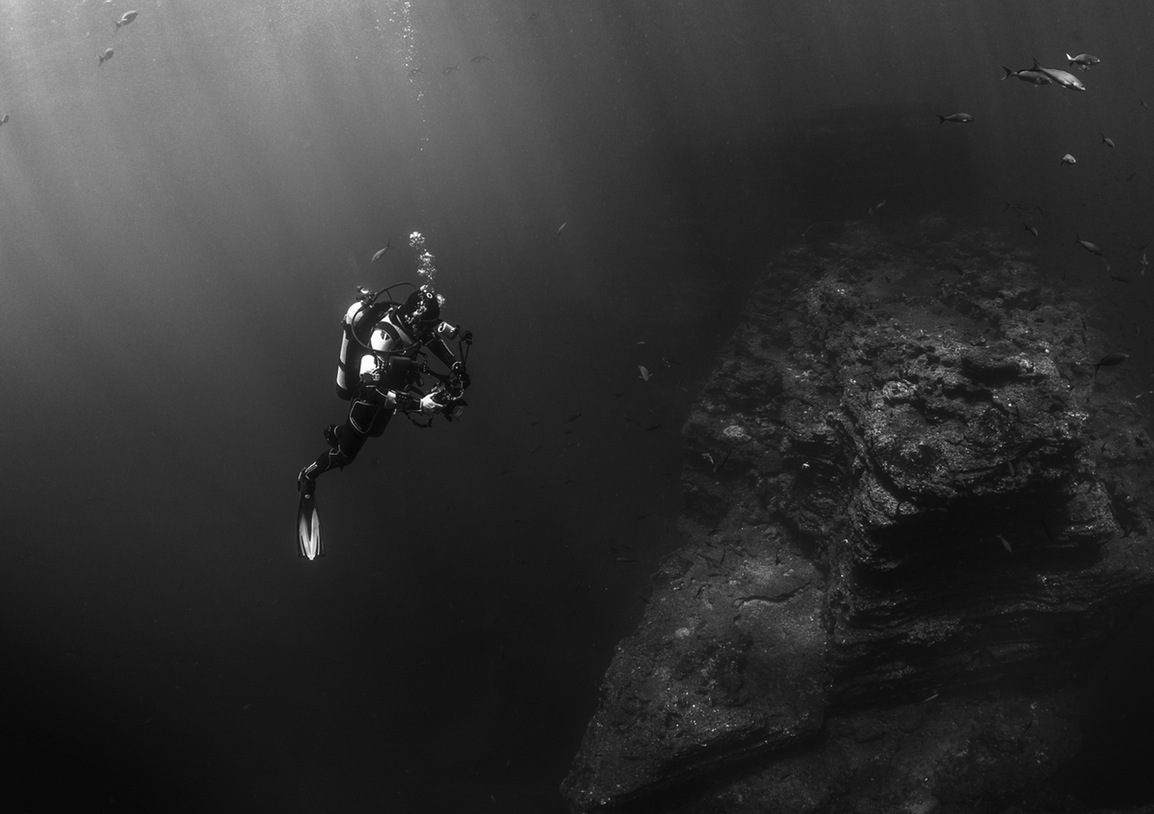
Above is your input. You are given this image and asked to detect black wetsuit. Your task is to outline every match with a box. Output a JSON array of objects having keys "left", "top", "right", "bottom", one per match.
[{"left": 299, "top": 301, "right": 464, "bottom": 492}]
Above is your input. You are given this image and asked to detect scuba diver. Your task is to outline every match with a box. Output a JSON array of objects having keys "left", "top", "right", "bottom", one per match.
[{"left": 296, "top": 282, "right": 472, "bottom": 559}]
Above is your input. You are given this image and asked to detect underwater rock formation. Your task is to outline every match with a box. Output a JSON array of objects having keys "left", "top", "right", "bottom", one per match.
[{"left": 563, "top": 220, "right": 1154, "bottom": 812}]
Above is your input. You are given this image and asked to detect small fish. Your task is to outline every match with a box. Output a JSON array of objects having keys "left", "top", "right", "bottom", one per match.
[
  {"left": 371, "top": 240, "right": 392, "bottom": 263},
  {"left": 1076, "top": 234, "right": 1103, "bottom": 256},
  {"left": 1101, "top": 133, "right": 1115, "bottom": 148},
  {"left": 1001, "top": 66, "right": 1051, "bottom": 86},
  {"left": 1066, "top": 52, "right": 1100, "bottom": 71},
  {"left": 556, "top": 221, "right": 567, "bottom": 234},
  {"left": 98, "top": 47, "right": 114, "bottom": 66},
  {"left": 1031, "top": 58, "right": 1085, "bottom": 91},
  {"left": 868, "top": 200, "right": 886, "bottom": 215},
  {"left": 565, "top": 411, "right": 583, "bottom": 423},
  {"left": 407, "top": 63, "right": 424, "bottom": 78},
  {"left": 936, "top": 113, "right": 974, "bottom": 125},
  {"left": 1095, "top": 352, "right": 1129, "bottom": 371},
  {"left": 470, "top": 54, "right": 489, "bottom": 64},
  {"left": 0, "top": 113, "right": 9, "bottom": 127},
  {"left": 1140, "top": 245, "right": 1149, "bottom": 273},
  {"left": 638, "top": 365, "right": 650, "bottom": 382},
  {"left": 1060, "top": 153, "right": 1076, "bottom": 165},
  {"left": 115, "top": 10, "right": 138, "bottom": 31},
  {"left": 1023, "top": 222, "right": 1039, "bottom": 238},
  {"left": 997, "top": 534, "right": 1013, "bottom": 553},
  {"left": 615, "top": 557, "right": 641, "bottom": 564},
  {"left": 1093, "top": 352, "right": 1129, "bottom": 380},
  {"left": 442, "top": 64, "right": 458, "bottom": 75}
]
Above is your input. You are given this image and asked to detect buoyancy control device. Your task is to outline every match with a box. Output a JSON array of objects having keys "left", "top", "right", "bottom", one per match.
[{"left": 334, "top": 285, "right": 409, "bottom": 400}]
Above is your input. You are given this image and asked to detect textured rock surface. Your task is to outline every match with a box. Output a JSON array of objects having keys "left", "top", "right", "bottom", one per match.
[{"left": 562, "top": 219, "right": 1154, "bottom": 812}]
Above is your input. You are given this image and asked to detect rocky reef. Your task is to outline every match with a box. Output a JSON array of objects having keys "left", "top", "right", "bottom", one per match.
[{"left": 563, "top": 219, "right": 1154, "bottom": 813}]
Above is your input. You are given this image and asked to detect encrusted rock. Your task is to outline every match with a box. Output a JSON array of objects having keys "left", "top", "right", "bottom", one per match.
[{"left": 563, "top": 220, "right": 1154, "bottom": 812}]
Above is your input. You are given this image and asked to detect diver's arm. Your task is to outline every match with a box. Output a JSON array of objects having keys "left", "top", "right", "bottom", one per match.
[{"left": 358, "top": 355, "right": 407, "bottom": 407}]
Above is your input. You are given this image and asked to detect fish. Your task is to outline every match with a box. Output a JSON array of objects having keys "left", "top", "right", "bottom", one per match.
[
  {"left": 442, "top": 64, "right": 458, "bottom": 75},
  {"left": 936, "top": 113, "right": 974, "bottom": 124},
  {"left": 1101, "top": 133, "right": 1115, "bottom": 148},
  {"left": 471, "top": 54, "right": 489, "bottom": 63},
  {"left": 1024, "top": 223, "right": 1039, "bottom": 238},
  {"left": 115, "top": 10, "right": 138, "bottom": 30},
  {"left": 868, "top": 200, "right": 886, "bottom": 215},
  {"left": 1031, "top": 58, "right": 1085, "bottom": 91},
  {"left": 1094, "top": 352, "right": 1129, "bottom": 378},
  {"left": 1001, "top": 66, "right": 1052, "bottom": 85},
  {"left": 1066, "top": 52, "right": 1100, "bottom": 71},
  {"left": 371, "top": 240, "right": 392, "bottom": 263},
  {"left": 638, "top": 365, "right": 650, "bottom": 382},
  {"left": 1060, "top": 153, "right": 1076, "bottom": 165},
  {"left": 407, "top": 63, "right": 424, "bottom": 78},
  {"left": 98, "top": 48, "right": 114, "bottom": 66},
  {"left": 997, "top": 534, "right": 1013, "bottom": 553},
  {"left": 1076, "top": 234, "right": 1103, "bottom": 256},
  {"left": 0, "top": 114, "right": 9, "bottom": 127},
  {"left": 556, "top": 221, "right": 567, "bottom": 234}
]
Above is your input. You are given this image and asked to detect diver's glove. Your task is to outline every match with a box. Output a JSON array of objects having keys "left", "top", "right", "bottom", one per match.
[{"left": 418, "top": 392, "right": 444, "bottom": 414}]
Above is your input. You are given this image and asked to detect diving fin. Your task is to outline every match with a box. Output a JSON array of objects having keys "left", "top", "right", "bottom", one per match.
[{"left": 297, "top": 487, "right": 323, "bottom": 560}]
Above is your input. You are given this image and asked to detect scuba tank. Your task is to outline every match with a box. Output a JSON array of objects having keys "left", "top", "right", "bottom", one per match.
[{"left": 334, "top": 285, "right": 410, "bottom": 400}]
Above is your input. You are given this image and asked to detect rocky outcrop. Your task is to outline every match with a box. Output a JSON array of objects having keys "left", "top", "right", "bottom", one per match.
[{"left": 563, "top": 219, "right": 1154, "bottom": 812}]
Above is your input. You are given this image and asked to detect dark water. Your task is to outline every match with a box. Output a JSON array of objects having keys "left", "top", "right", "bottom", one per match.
[{"left": 2, "top": 2, "right": 1153, "bottom": 811}]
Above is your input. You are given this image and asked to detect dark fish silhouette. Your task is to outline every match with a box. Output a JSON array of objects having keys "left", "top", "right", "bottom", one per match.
[
  {"left": 407, "top": 63, "right": 424, "bottom": 78},
  {"left": 1093, "top": 352, "right": 1129, "bottom": 378},
  {"left": 471, "top": 54, "right": 489, "bottom": 64},
  {"left": 0, "top": 114, "right": 9, "bottom": 127},
  {"left": 98, "top": 48, "right": 114, "bottom": 66},
  {"left": 442, "top": 64, "right": 458, "bottom": 75},
  {"left": 937, "top": 113, "right": 974, "bottom": 124}
]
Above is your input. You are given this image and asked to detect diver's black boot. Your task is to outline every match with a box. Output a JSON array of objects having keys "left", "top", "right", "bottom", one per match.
[
  {"left": 323, "top": 424, "right": 339, "bottom": 447},
  {"left": 297, "top": 463, "right": 318, "bottom": 499}
]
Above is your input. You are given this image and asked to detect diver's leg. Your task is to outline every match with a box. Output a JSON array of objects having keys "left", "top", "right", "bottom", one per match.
[{"left": 297, "top": 398, "right": 383, "bottom": 494}]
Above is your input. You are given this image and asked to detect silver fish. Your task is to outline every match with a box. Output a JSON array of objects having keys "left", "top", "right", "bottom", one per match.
[
  {"left": 937, "top": 113, "right": 974, "bottom": 124},
  {"left": 1060, "top": 153, "right": 1076, "bottom": 165},
  {"left": 1076, "top": 234, "right": 1103, "bottom": 256},
  {"left": 98, "top": 48, "right": 114, "bottom": 66},
  {"left": 371, "top": 240, "right": 392, "bottom": 263},
  {"left": 1001, "top": 66, "right": 1051, "bottom": 86},
  {"left": 1101, "top": 133, "right": 1115, "bottom": 148},
  {"left": 1031, "top": 58, "right": 1085, "bottom": 91},
  {"left": 1066, "top": 52, "right": 1100, "bottom": 72},
  {"left": 638, "top": 365, "right": 650, "bottom": 382},
  {"left": 115, "top": 10, "right": 138, "bottom": 30}
]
